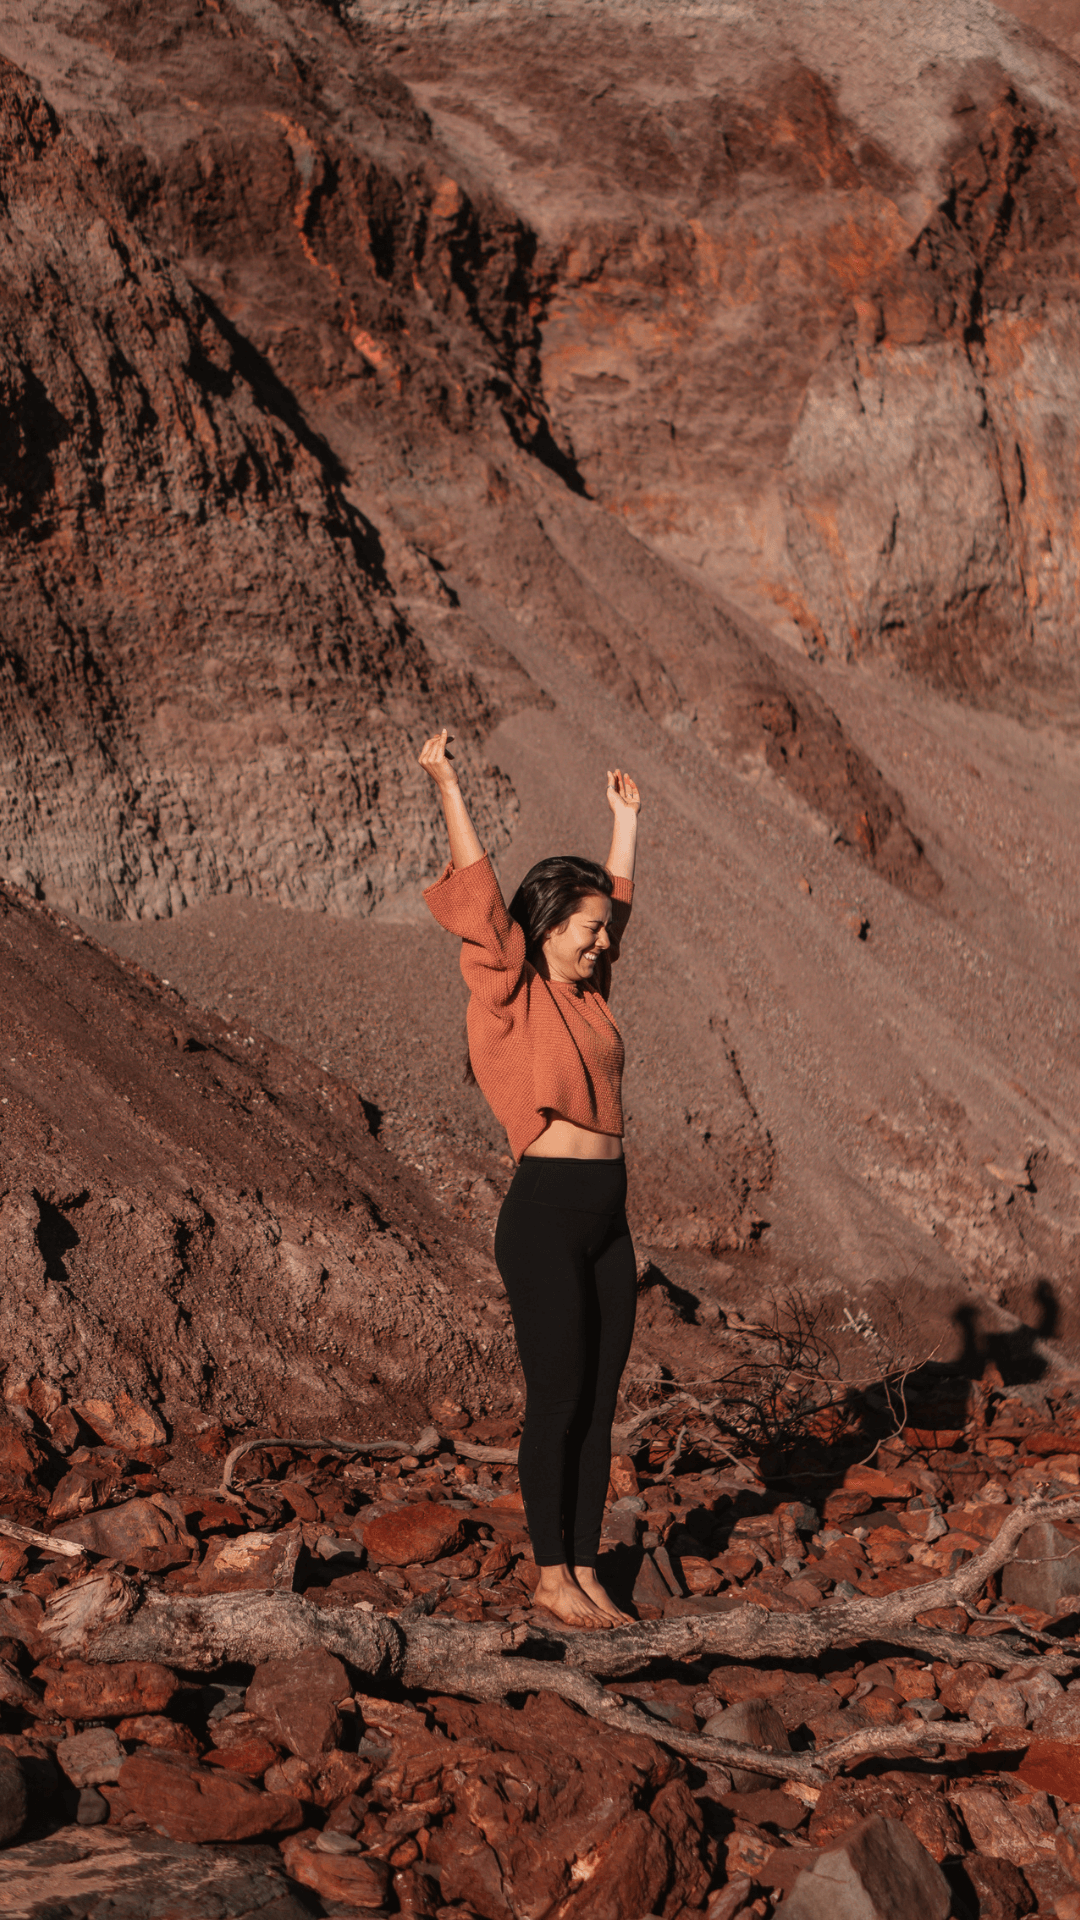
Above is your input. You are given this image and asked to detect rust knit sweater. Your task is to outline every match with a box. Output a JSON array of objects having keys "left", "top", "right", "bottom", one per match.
[{"left": 423, "top": 853, "right": 634, "bottom": 1162}]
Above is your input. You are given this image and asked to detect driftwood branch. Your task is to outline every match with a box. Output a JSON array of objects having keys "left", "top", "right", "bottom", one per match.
[
  {"left": 36, "top": 1493, "right": 1080, "bottom": 1785},
  {"left": 0, "top": 1514, "right": 85, "bottom": 1558},
  {"left": 218, "top": 1426, "right": 522, "bottom": 1497}
]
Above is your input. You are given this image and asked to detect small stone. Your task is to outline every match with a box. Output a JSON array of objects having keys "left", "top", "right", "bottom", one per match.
[
  {"left": 315, "top": 1828, "right": 363, "bottom": 1853},
  {"left": 703, "top": 1698, "right": 792, "bottom": 1791},
  {"left": 75, "top": 1786, "right": 109, "bottom": 1826},
  {"left": 362, "top": 1502, "right": 465, "bottom": 1568},
  {"left": 56, "top": 1727, "right": 124, "bottom": 1787},
  {"left": 1001, "top": 1521, "right": 1080, "bottom": 1614},
  {"left": 0, "top": 1749, "right": 26, "bottom": 1847},
  {"left": 782, "top": 1813, "right": 949, "bottom": 1919}
]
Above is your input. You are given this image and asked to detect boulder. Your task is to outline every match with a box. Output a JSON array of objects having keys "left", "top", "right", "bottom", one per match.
[
  {"left": 51, "top": 1497, "right": 191, "bottom": 1572},
  {"left": 361, "top": 1503, "right": 465, "bottom": 1568},
  {"left": 56, "top": 1728, "right": 124, "bottom": 1788},
  {"left": 1001, "top": 1521, "right": 1080, "bottom": 1614},
  {"left": 40, "top": 1660, "right": 177, "bottom": 1721},
  {"left": 246, "top": 1647, "right": 350, "bottom": 1758},
  {"left": 780, "top": 1815, "right": 949, "bottom": 1919},
  {"left": 950, "top": 1788, "right": 1051, "bottom": 1868},
  {"left": 117, "top": 1751, "right": 304, "bottom": 1844},
  {"left": 0, "top": 1749, "right": 27, "bottom": 1847},
  {"left": 702, "top": 1697, "right": 792, "bottom": 1791},
  {"left": 279, "top": 1832, "right": 391, "bottom": 1908}
]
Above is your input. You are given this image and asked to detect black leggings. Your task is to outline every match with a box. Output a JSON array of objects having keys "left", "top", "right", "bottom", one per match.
[{"left": 494, "top": 1157, "right": 637, "bottom": 1567}]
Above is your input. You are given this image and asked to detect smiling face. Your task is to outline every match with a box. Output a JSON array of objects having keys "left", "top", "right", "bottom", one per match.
[{"left": 539, "top": 892, "right": 612, "bottom": 985}]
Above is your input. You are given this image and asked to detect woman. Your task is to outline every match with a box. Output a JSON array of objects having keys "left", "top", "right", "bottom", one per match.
[{"left": 419, "top": 728, "right": 641, "bottom": 1629}]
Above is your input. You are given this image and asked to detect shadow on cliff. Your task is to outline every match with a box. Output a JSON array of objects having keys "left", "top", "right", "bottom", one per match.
[{"left": 194, "top": 293, "right": 392, "bottom": 592}]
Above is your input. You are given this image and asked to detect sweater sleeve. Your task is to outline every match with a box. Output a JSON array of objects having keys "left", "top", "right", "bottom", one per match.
[
  {"left": 422, "top": 854, "right": 527, "bottom": 1014},
  {"left": 595, "top": 872, "right": 633, "bottom": 1000}
]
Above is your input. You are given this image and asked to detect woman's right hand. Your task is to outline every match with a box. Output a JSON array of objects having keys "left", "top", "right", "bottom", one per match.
[{"left": 419, "top": 728, "right": 459, "bottom": 791}]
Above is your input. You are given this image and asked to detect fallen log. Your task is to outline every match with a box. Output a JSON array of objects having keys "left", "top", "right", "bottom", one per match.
[{"left": 34, "top": 1494, "right": 1080, "bottom": 1785}]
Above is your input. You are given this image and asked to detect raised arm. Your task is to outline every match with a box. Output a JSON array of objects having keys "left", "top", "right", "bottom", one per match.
[
  {"left": 419, "top": 728, "right": 484, "bottom": 870},
  {"left": 605, "top": 767, "right": 640, "bottom": 882}
]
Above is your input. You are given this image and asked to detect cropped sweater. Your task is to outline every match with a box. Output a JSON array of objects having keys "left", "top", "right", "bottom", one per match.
[{"left": 423, "top": 853, "right": 634, "bottom": 1162}]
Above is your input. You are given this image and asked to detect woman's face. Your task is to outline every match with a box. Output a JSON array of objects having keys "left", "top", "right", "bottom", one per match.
[{"left": 540, "top": 893, "right": 612, "bottom": 985}]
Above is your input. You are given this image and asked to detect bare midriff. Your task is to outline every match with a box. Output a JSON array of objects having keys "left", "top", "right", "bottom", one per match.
[{"left": 521, "top": 1116, "right": 624, "bottom": 1161}]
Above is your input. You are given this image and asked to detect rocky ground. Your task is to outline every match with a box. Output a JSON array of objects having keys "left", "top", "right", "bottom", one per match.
[{"left": 5, "top": 1369, "right": 1080, "bottom": 1915}]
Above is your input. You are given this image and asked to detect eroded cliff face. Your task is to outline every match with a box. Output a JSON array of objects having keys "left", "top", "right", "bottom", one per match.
[
  {"left": 0, "top": 0, "right": 1078, "bottom": 1407},
  {"left": 0, "top": 53, "right": 524, "bottom": 923}
]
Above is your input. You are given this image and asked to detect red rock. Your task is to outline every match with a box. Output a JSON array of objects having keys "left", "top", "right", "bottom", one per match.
[
  {"left": 193, "top": 1529, "right": 300, "bottom": 1594},
  {"left": 681, "top": 1556, "right": 724, "bottom": 1595},
  {"left": 842, "top": 1464, "right": 916, "bottom": 1499},
  {"left": 263, "top": 1749, "right": 373, "bottom": 1808},
  {"left": 0, "top": 1749, "right": 26, "bottom": 1846},
  {"left": 1017, "top": 1738, "right": 1080, "bottom": 1802},
  {"left": 950, "top": 1787, "right": 1052, "bottom": 1867},
  {"left": 709, "top": 1667, "right": 787, "bottom": 1704},
  {"left": 362, "top": 1503, "right": 465, "bottom": 1568},
  {"left": 51, "top": 1497, "right": 191, "bottom": 1572},
  {"left": 916, "top": 1605, "right": 968, "bottom": 1632},
  {"left": 968, "top": 1678, "right": 1028, "bottom": 1728},
  {"left": 117, "top": 1751, "right": 304, "bottom": 1843},
  {"left": 1001, "top": 1521, "right": 1080, "bottom": 1614},
  {"left": 702, "top": 1698, "right": 792, "bottom": 1790},
  {"left": 705, "top": 1876, "right": 754, "bottom": 1920},
  {"left": 783, "top": 1814, "right": 950, "bottom": 1918},
  {"left": 1023, "top": 1428, "right": 1080, "bottom": 1455},
  {"left": 0, "top": 1425, "right": 45, "bottom": 1487},
  {"left": 56, "top": 1728, "right": 124, "bottom": 1787},
  {"left": 936, "top": 1661, "right": 993, "bottom": 1715},
  {"left": 71, "top": 1396, "right": 166, "bottom": 1450},
  {"left": 963, "top": 1855, "right": 1036, "bottom": 1918},
  {"left": 114, "top": 1716, "right": 201, "bottom": 1758},
  {"left": 608, "top": 1454, "right": 639, "bottom": 1497},
  {"left": 280, "top": 1833, "right": 391, "bottom": 1906},
  {"left": 246, "top": 1647, "right": 349, "bottom": 1758},
  {"left": 39, "top": 1660, "right": 177, "bottom": 1721},
  {"left": 205, "top": 1738, "right": 279, "bottom": 1778}
]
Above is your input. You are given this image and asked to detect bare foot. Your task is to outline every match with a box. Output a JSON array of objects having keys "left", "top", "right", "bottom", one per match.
[
  {"left": 532, "top": 1565, "right": 614, "bottom": 1629},
  {"left": 574, "top": 1565, "right": 633, "bottom": 1623}
]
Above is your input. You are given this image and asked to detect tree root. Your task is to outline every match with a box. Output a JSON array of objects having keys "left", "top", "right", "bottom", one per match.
[{"left": 36, "top": 1493, "right": 1080, "bottom": 1785}]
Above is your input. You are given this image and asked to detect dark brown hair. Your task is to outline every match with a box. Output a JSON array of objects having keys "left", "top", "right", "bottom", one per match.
[
  {"left": 507, "top": 855, "right": 613, "bottom": 959},
  {"left": 463, "top": 856, "right": 613, "bottom": 1081}
]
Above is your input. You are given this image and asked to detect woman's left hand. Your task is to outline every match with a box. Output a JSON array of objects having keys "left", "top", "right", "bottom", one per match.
[{"left": 606, "top": 768, "right": 641, "bottom": 816}]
